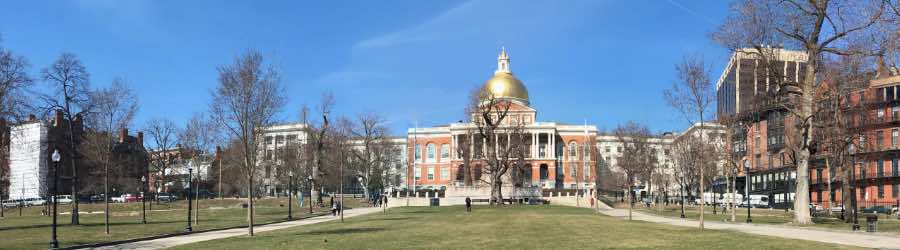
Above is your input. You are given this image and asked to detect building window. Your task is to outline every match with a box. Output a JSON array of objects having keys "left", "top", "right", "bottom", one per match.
[
  {"left": 414, "top": 144, "right": 421, "bottom": 162},
  {"left": 414, "top": 167, "right": 421, "bottom": 181},
  {"left": 568, "top": 142, "right": 578, "bottom": 159},
  {"left": 893, "top": 129, "right": 898, "bottom": 148},
  {"left": 816, "top": 169, "right": 822, "bottom": 183},
  {"left": 605, "top": 146, "right": 610, "bottom": 153},
  {"left": 286, "top": 134, "right": 297, "bottom": 143},
  {"left": 570, "top": 165, "right": 576, "bottom": 178},
  {"left": 583, "top": 164, "right": 590, "bottom": 178},
  {"left": 426, "top": 143, "right": 436, "bottom": 163},
  {"left": 265, "top": 136, "right": 273, "bottom": 145},
  {"left": 427, "top": 167, "right": 435, "bottom": 180},
  {"left": 893, "top": 105, "right": 899, "bottom": 121},
  {"left": 893, "top": 159, "right": 899, "bottom": 177},
  {"left": 878, "top": 110, "right": 885, "bottom": 123},
  {"left": 275, "top": 135, "right": 284, "bottom": 145},
  {"left": 878, "top": 160, "right": 885, "bottom": 177},
  {"left": 894, "top": 183, "right": 900, "bottom": 199},
  {"left": 876, "top": 130, "right": 884, "bottom": 149},
  {"left": 441, "top": 166, "right": 449, "bottom": 180},
  {"left": 440, "top": 144, "right": 450, "bottom": 160},
  {"left": 878, "top": 181, "right": 884, "bottom": 199}
]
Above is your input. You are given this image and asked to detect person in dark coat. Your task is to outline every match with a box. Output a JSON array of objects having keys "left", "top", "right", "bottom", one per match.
[{"left": 465, "top": 196, "right": 472, "bottom": 212}]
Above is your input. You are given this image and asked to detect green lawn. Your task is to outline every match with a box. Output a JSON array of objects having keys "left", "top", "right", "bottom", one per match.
[
  {"left": 172, "top": 205, "right": 865, "bottom": 250},
  {"left": 629, "top": 204, "right": 900, "bottom": 234},
  {"left": 0, "top": 197, "right": 366, "bottom": 250}
]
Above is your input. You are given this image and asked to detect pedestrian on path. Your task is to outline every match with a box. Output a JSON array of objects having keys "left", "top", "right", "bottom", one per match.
[
  {"left": 331, "top": 202, "right": 337, "bottom": 216},
  {"left": 465, "top": 197, "right": 472, "bottom": 212}
]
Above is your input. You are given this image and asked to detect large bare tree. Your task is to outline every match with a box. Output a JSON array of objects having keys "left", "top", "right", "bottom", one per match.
[
  {"left": 614, "top": 121, "right": 657, "bottom": 221},
  {"left": 81, "top": 78, "right": 138, "bottom": 234},
  {"left": 145, "top": 117, "right": 178, "bottom": 197},
  {"left": 0, "top": 38, "right": 33, "bottom": 217},
  {"left": 348, "top": 112, "right": 394, "bottom": 199},
  {"left": 38, "top": 53, "right": 93, "bottom": 225},
  {"left": 210, "top": 50, "right": 286, "bottom": 236},
  {"left": 664, "top": 55, "right": 715, "bottom": 229},
  {"left": 712, "top": 0, "right": 887, "bottom": 224},
  {"left": 466, "top": 87, "right": 528, "bottom": 204}
]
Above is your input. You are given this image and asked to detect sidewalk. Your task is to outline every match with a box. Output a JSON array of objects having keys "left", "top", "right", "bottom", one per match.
[
  {"left": 599, "top": 208, "right": 900, "bottom": 249},
  {"left": 90, "top": 207, "right": 381, "bottom": 250}
]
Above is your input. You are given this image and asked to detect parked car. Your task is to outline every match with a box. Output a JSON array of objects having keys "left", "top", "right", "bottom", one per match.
[
  {"left": 89, "top": 194, "right": 104, "bottom": 203},
  {"left": 111, "top": 195, "right": 127, "bottom": 203},
  {"left": 157, "top": 193, "right": 177, "bottom": 202},
  {"left": 809, "top": 203, "right": 823, "bottom": 212},
  {"left": 53, "top": 195, "right": 74, "bottom": 204},
  {"left": 24, "top": 198, "right": 47, "bottom": 206},
  {"left": 862, "top": 205, "right": 895, "bottom": 214},
  {"left": 830, "top": 205, "right": 845, "bottom": 214},
  {"left": 738, "top": 195, "right": 770, "bottom": 208},
  {"left": 2, "top": 199, "right": 22, "bottom": 208},
  {"left": 124, "top": 194, "right": 142, "bottom": 202}
]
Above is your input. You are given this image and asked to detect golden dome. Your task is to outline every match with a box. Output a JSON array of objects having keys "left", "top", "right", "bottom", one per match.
[{"left": 481, "top": 72, "right": 529, "bottom": 103}]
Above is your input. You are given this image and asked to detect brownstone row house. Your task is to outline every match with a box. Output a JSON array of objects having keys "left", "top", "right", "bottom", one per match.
[{"left": 717, "top": 48, "right": 900, "bottom": 211}]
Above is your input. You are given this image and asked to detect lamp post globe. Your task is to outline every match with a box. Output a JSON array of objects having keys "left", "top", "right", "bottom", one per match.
[
  {"left": 50, "top": 149, "right": 61, "bottom": 249},
  {"left": 141, "top": 176, "right": 147, "bottom": 224},
  {"left": 308, "top": 175, "right": 313, "bottom": 214}
]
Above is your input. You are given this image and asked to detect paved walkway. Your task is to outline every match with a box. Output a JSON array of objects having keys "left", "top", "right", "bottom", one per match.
[
  {"left": 599, "top": 208, "right": 900, "bottom": 249},
  {"left": 91, "top": 207, "right": 381, "bottom": 250}
]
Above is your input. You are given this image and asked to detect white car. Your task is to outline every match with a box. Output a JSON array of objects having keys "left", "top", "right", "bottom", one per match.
[
  {"left": 53, "top": 195, "right": 74, "bottom": 204},
  {"left": 111, "top": 195, "right": 127, "bottom": 203},
  {"left": 24, "top": 198, "right": 47, "bottom": 206}
]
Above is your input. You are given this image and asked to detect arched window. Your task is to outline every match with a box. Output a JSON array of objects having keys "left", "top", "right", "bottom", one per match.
[
  {"left": 440, "top": 144, "right": 450, "bottom": 161},
  {"left": 569, "top": 142, "right": 578, "bottom": 159},
  {"left": 426, "top": 143, "right": 436, "bottom": 163}
]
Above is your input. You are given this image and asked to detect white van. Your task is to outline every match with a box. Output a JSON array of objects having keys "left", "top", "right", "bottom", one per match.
[
  {"left": 739, "top": 195, "right": 769, "bottom": 208},
  {"left": 717, "top": 193, "right": 744, "bottom": 206},
  {"left": 694, "top": 193, "right": 718, "bottom": 205}
]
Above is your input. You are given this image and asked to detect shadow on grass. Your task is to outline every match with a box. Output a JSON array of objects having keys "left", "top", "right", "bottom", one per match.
[
  {"left": 298, "top": 227, "right": 386, "bottom": 235},
  {"left": 404, "top": 210, "right": 437, "bottom": 214},
  {"left": 360, "top": 217, "right": 410, "bottom": 222},
  {"left": 0, "top": 219, "right": 182, "bottom": 231}
]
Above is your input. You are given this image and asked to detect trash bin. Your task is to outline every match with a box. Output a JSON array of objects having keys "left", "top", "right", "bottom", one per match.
[
  {"left": 430, "top": 198, "right": 440, "bottom": 206},
  {"left": 866, "top": 214, "right": 878, "bottom": 233}
]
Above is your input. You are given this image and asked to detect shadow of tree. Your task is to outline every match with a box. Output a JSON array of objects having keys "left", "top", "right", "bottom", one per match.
[{"left": 298, "top": 227, "right": 385, "bottom": 235}]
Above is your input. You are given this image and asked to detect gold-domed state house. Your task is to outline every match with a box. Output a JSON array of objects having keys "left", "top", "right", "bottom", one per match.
[{"left": 406, "top": 48, "right": 600, "bottom": 191}]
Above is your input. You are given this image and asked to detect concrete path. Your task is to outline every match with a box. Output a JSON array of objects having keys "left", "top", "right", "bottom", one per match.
[
  {"left": 599, "top": 208, "right": 900, "bottom": 249},
  {"left": 91, "top": 207, "right": 381, "bottom": 250}
]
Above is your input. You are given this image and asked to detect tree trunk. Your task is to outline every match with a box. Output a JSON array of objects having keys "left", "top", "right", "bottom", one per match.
[
  {"left": 104, "top": 160, "right": 109, "bottom": 235},
  {"left": 490, "top": 176, "right": 503, "bottom": 205},
  {"left": 825, "top": 158, "right": 833, "bottom": 216},
  {"left": 627, "top": 180, "right": 633, "bottom": 221},
  {"left": 247, "top": 174, "right": 254, "bottom": 236}
]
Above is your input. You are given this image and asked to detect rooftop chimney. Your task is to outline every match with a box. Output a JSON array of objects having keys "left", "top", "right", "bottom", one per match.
[
  {"left": 28, "top": 114, "right": 37, "bottom": 122},
  {"left": 54, "top": 110, "right": 64, "bottom": 126},
  {"left": 120, "top": 128, "right": 129, "bottom": 143},
  {"left": 137, "top": 132, "right": 144, "bottom": 146}
]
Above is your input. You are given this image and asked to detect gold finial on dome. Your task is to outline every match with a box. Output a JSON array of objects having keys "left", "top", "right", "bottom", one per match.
[{"left": 481, "top": 47, "right": 529, "bottom": 104}]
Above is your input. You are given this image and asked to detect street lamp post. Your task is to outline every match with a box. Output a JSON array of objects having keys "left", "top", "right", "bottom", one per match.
[
  {"left": 745, "top": 160, "right": 752, "bottom": 223},
  {"left": 141, "top": 176, "right": 147, "bottom": 224},
  {"left": 308, "top": 175, "right": 314, "bottom": 214},
  {"left": 185, "top": 164, "right": 193, "bottom": 232},
  {"left": 288, "top": 171, "right": 293, "bottom": 220},
  {"left": 50, "top": 149, "right": 61, "bottom": 249}
]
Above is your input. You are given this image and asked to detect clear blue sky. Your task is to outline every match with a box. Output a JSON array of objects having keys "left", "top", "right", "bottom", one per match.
[{"left": 1, "top": 0, "right": 733, "bottom": 135}]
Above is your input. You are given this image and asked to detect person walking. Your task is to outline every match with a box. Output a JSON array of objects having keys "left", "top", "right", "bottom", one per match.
[
  {"left": 465, "top": 196, "right": 472, "bottom": 213},
  {"left": 382, "top": 195, "right": 388, "bottom": 208},
  {"left": 331, "top": 202, "right": 337, "bottom": 216}
]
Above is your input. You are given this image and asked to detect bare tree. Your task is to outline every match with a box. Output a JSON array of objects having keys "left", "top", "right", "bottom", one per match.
[
  {"left": 209, "top": 50, "right": 286, "bottom": 236},
  {"left": 81, "top": 78, "right": 137, "bottom": 234},
  {"left": 38, "top": 53, "right": 93, "bottom": 225},
  {"left": 614, "top": 121, "right": 657, "bottom": 221},
  {"left": 0, "top": 38, "right": 33, "bottom": 217},
  {"left": 664, "top": 55, "right": 715, "bottom": 230},
  {"left": 348, "top": 112, "right": 393, "bottom": 199},
  {"left": 306, "top": 93, "right": 334, "bottom": 206},
  {"left": 712, "top": 0, "right": 887, "bottom": 225},
  {"left": 145, "top": 118, "right": 178, "bottom": 197},
  {"left": 465, "top": 86, "right": 528, "bottom": 205}
]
